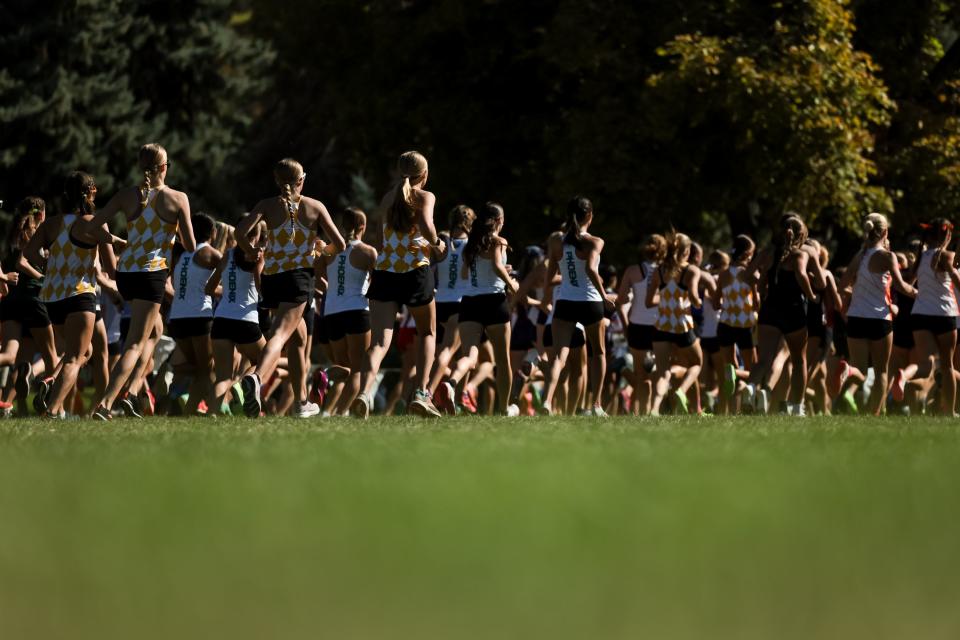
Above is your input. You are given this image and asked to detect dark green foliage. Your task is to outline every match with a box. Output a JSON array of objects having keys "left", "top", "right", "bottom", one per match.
[
  {"left": 6, "top": 0, "right": 960, "bottom": 260},
  {"left": 0, "top": 0, "right": 273, "bottom": 217}
]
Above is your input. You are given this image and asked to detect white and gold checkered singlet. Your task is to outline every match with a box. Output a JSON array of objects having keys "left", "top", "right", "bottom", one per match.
[
  {"left": 119, "top": 188, "right": 179, "bottom": 273},
  {"left": 719, "top": 266, "right": 757, "bottom": 328},
  {"left": 262, "top": 213, "right": 317, "bottom": 276},
  {"left": 40, "top": 214, "right": 97, "bottom": 303},
  {"left": 655, "top": 268, "right": 695, "bottom": 334},
  {"left": 375, "top": 225, "right": 430, "bottom": 273}
]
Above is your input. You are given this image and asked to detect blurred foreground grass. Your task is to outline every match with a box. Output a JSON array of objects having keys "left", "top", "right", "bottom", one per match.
[{"left": 0, "top": 415, "right": 958, "bottom": 639}]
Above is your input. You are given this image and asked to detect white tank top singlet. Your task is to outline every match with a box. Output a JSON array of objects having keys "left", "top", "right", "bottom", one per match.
[
  {"left": 556, "top": 243, "right": 602, "bottom": 303},
  {"left": 628, "top": 262, "right": 658, "bottom": 326},
  {"left": 702, "top": 294, "right": 721, "bottom": 339},
  {"left": 170, "top": 243, "right": 214, "bottom": 319},
  {"left": 912, "top": 248, "right": 958, "bottom": 317},
  {"left": 465, "top": 253, "right": 507, "bottom": 297},
  {"left": 325, "top": 241, "right": 370, "bottom": 315},
  {"left": 847, "top": 247, "right": 892, "bottom": 321},
  {"left": 435, "top": 237, "right": 468, "bottom": 303},
  {"left": 214, "top": 248, "right": 259, "bottom": 324}
]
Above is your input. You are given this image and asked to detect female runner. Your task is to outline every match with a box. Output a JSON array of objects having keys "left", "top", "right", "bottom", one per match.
[
  {"left": 903, "top": 219, "right": 959, "bottom": 415},
  {"left": 436, "top": 203, "right": 519, "bottom": 416},
  {"left": 351, "top": 151, "right": 445, "bottom": 418},
  {"left": 741, "top": 215, "right": 818, "bottom": 416},
  {"left": 207, "top": 219, "right": 267, "bottom": 414},
  {"left": 86, "top": 143, "right": 195, "bottom": 420},
  {"left": 320, "top": 208, "right": 376, "bottom": 415},
  {"left": 27, "top": 172, "right": 125, "bottom": 418},
  {"left": 715, "top": 235, "right": 758, "bottom": 413},
  {"left": 838, "top": 213, "right": 916, "bottom": 416},
  {"left": 538, "top": 196, "right": 616, "bottom": 417},
  {"left": 236, "top": 158, "right": 345, "bottom": 418},
  {"left": 0, "top": 198, "right": 58, "bottom": 411},
  {"left": 428, "top": 205, "right": 474, "bottom": 395},
  {"left": 616, "top": 234, "right": 666, "bottom": 415},
  {"left": 646, "top": 232, "right": 702, "bottom": 415},
  {"left": 168, "top": 213, "right": 221, "bottom": 415}
]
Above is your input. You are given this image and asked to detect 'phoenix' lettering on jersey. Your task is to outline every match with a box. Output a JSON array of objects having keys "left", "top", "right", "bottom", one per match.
[
  {"left": 565, "top": 251, "right": 579, "bottom": 287},
  {"left": 178, "top": 256, "right": 190, "bottom": 299},
  {"left": 337, "top": 254, "right": 347, "bottom": 296},
  {"left": 227, "top": 261, "right": 237, "bottom": 303}
]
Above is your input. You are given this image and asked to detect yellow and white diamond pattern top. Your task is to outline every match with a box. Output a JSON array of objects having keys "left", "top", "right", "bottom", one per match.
[
  {"left": 119, "top": 189, "right": 178, "bottom": 273},
  {"left": 375, "top": 225, "right": 430, "bottom": 273},
  {"left": 654, "top": 276, "right": 694, "bottom": 334},
  {"left": 719, "top": 266, "right": 757, "bottom": 328},
  {"left": 41, "top": 214, "right": 97, "bottom": 303},
  {"left": 262, "top": 216, "right": 317, "bottom": 276}
]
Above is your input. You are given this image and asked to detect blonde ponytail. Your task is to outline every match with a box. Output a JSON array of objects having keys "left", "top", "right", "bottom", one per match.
[
  {"left": 140, "top": 170, "right": 152, "bottom": 208},
  {"left": 862, "top": 212, "right": 888, "bottom": 247},
  {"left": 387, "top": 151, "right": 428, "bottom": 233}
]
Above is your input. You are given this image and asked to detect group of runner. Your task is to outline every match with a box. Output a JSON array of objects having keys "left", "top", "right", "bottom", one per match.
[{"left": 3, "top": 145, "right": 959, "bottom": 419}]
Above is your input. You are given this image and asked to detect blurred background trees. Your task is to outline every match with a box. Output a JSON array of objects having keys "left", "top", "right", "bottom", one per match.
[{"left": 3, "top": 0, "right": 960, "bottom": 263}]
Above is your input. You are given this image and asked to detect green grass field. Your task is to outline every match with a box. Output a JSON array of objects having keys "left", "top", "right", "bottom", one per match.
[{"left": 1, "top": 415, "right": 959, "bottom": 639}]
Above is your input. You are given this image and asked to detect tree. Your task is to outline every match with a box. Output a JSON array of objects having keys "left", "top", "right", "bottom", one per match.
[{"left": 0, "top": 0, "right": 273, "bottom": 219}]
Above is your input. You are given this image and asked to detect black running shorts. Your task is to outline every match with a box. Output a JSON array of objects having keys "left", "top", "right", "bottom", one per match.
[
  {"left": 366, "top": 266, "right": 435, "bottom": 307},
  {"left": 168, "top": 316, "right": 213, "bottom": 339},
  {"left": 846, "top": 316, "right": 893, "bottom": 341},
  {"left": 45, "top": 293, "right": 97, "bottom": 326},
  {"left": 116, "top": 270, "right": 168, "bottom": 304},
  {"left": 324, "top": 309, "right": 371, "bottom": 342},
  {"left": 459, "top": 293, "right": 510, "bottom": 327},
  {"left": 261, "top": 268, "right": 314, "bottom": 309},
  {"left": 211, "top": 317, "right": 263, "bottom": 345}
]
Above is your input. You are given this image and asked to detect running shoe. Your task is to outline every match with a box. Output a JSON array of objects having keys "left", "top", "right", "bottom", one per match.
[
  {"left": 829, "top": 359, "right": 850, "bottom": 397},
  {"left": 837, "top": 390, "right": 858, "bottom": 414},
  {"left": 44, "top": 410, "right": 66, "bottom": 420},
  {"left": 460, "top": 389, "right": 478, "bottom": 414},
  {"left": 142, "top": 388, "right": 156, "bottom": 416},
  {"left": 891, "top": 368, "right": 906, "bottom": 403},
  {"left": 756, "top": 388, "right": 770, "bottom": 415},
  {"left": 409, "top": 389, "right": 442, "bottom": 418},
  {"left": 15, "top": 361, "right": 32, "bottom": 400},
  {"left": 119, "top": 394, "right": 143, "bottom": 419},
  {"left": 350, "top": 393, "right": 371, "bottom": 419},
  {"left": 435, "top": 381, "right": 457, "bottom": 415},
  {"left": 32, "top": 377, "right": 52, "bottom": 416},
  {"left": 722, "top": 364, "right": 736, "bottom": 398},
  {"left": 589, "top": 406, "right": 609, "bottom": 418},
  {"left": 506, "top": 404, "right": 521, "bottom": 417},
  {"left": 0, "top": 401, "right": 12, "bottom": 419},
  {"left": 672, "top": 389, "right": 689, "bottom": 414},
  {"left": 229, "top": 382, "right": 245, "bottom": 416},
  {"left": 740, "top": 383, "right": 756, "bottom": 415},
  {"left": 309, "top": 369, "right": 329, "bottom": 406},
  {"left": 294, "top": 401, "right": 321, "bottom": 418},
  {"left": 241, "top": 373, "right": 262, "bottom": 418},
  {"left": 92, "top": 405, "right": 112, "bottom": 421},
  {"left": 536, "top": 401, "right": 552, "bottom": 416}
]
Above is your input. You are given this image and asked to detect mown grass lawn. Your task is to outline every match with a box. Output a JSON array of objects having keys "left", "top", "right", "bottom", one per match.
[{"left": 1, "top": 415, "right": 959, "bottom": 639}]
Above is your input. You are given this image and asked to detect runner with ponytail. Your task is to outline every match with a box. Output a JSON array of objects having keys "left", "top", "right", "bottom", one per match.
[
  {"left": 538, "top": 196, "right": 616, "bottom": 417},
  {"left": 236, "top": 158, "right": 345, "bottom": 418},
  {"left": 351, "top": 151, "right": 446, "bottom": 418},
  {"left": 84, "top": 143, "right": 195, "bottom": 420}
]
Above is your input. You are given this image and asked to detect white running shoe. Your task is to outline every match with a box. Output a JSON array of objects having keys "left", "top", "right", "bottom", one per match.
[
  {"left": 409, "top": 389, "right": 442, "bottom": 418},
  {"left": 294, "top": 401, "right": 320, "bottom": 418},
  {"left": 506, "top": 404, "right": 520, "bottom": 417},
  {"left": 590, "top": 406, "right": 609, "bottom": 418},
  {"left": 741, "top": 383, "right": 756, "bottom": 414},
  {"left": 756, "top": 388, "right": 770, "bottom": 415},
  {"left": 350, "top": 393, "right": 371, "bottom": 419},
  {"left": 435, "top": 382, "right": 457, "bottom": 415}
]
